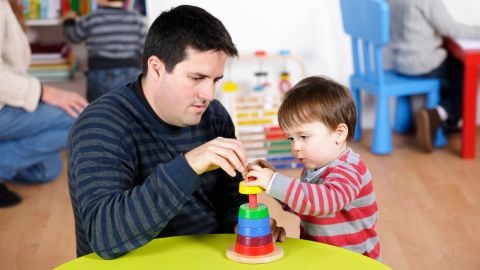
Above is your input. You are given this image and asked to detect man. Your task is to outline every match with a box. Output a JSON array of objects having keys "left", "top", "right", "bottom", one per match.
[{"left": 68, "top": 5, "right": 285, "bottom": 259}]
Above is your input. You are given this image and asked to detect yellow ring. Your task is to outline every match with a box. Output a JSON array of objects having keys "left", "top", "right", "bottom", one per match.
[{"left": 239, "top": 181, "right": 264, "bottom": 194}]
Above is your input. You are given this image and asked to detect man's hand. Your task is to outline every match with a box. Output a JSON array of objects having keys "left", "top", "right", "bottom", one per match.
[{"left": 184, "top": 137, "right": 248, "bottom": 177}]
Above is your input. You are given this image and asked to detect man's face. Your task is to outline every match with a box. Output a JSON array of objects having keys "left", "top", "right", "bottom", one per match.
[{"left": 151, "top": 48, "right": 227, "bottom": 127}]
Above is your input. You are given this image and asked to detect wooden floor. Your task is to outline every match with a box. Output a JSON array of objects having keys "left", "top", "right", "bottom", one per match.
[{"left": 1, "top": 129, "right": 479, "bottom": 270}]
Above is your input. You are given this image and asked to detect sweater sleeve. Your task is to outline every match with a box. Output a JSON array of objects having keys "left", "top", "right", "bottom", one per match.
[
  {"left": 268, "top": 162, "right": 363, "bottom": 217},
  {"left": 421, "top": 0, "right": 480, "bottom": 39},
  {"left": 62, "top": 17, "right": 88, "bottom": 44},
  {"left": 68, "top": 110, "right": 200, "bottom": 259},
  {"left": 0, "top": 2, "right": 41, "bottom": 111}
]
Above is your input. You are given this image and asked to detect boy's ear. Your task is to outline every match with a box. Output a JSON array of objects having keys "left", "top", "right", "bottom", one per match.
[
  {"left": 335, "top": 123, "right": 349, "bottom": 144},
  {"left": 147, "top": 55, "right": 165, "bottom": 80}
]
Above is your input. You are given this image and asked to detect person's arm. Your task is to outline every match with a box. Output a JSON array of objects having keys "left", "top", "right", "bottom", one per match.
[
  {"left": 62, "top": 13, "right": 88, "bottom": 43},
  {"left": 194, "top": 101, "right": 248, "bottom": 232},
  {"left": 0, "top": 4, "right": 41, "bottom": 112},
  {"left": 270, "top": 166, "right": 362, "bottom": 216},
  {"left": 41, "top": 85, "right": 88, "bottom": 117},
  {"left": 69, "top": 114, "right": 201, "bottom": 259},
  {"left": 247, "top": 161, "right": 363, "bottom": 217},
  {"left": 421, "top": 0, "right": 480, "bottom": 39}
]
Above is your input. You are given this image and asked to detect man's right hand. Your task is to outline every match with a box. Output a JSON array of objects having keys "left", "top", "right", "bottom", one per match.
[{"left": 184, "top": 137, "right": 248, "bottom": 177}]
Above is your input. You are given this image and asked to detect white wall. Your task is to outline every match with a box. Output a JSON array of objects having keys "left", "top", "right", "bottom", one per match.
[{"left": 146, "top": 0, "right": 480, "bottom": 128}]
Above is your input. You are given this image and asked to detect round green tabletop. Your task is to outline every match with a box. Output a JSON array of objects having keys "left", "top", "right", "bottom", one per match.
[{"left": 54, "top": 234, "right": 391, "bottom": 269}]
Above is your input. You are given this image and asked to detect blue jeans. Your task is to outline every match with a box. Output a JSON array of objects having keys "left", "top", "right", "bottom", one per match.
[
  {"left": 417, "top": 54, "right": 464, "bottom": 125},
  {"left": 0, "top": 104, "right": 74, "bottom": 183},
  {"left": 86, "top": 67, "right": 141, "bottom": 102}
]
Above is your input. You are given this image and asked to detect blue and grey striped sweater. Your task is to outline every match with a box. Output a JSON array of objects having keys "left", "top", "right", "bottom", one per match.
[
  {"left": 63, "top": 7, "right": 146, "bottom": 69},
  {"left": 67, "top": 78, "right": 247, "bottom": 259}
]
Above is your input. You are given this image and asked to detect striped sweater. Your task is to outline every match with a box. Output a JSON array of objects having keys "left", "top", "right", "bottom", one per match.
[
  {"left": 268, "top": 147, "right": 381, "bottom": 260},
  {"left": 63, "top": 7, "right": 146, "bottom": 69},
  {"left": 67, "top": 78, "right": 247, "bottom": 259}
]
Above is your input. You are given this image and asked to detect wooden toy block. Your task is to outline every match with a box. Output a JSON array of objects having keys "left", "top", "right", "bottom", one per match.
[
  {"left": 238, "top": 181, "right": 264, "bottom": 195},
  {"left": 238, "top": 203, "right": 269, "bottom": 220},
  {"left": 237, "top": 225, "right": 270, "bottom": 237},
  {"left": 237, "top": 217, "right": 270, "bottom": 228},
  {"left": 234, "top": 242, "right": 274, "bottom": 256},
  {"left": 236, "top": 234, "right": 273, "bottom": 246}
]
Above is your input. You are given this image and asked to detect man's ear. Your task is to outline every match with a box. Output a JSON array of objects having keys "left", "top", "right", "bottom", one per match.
[
  {"left": 334, "top": 123, "right": 349, "bottom": 144},
  {"left": 147, "top": 55, "right": 165, "bottom": 80}
]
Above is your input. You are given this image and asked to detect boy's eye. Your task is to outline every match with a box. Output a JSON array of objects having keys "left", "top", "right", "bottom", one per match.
[
  {"left": 286, "top": 137, "right": 293, "bottom": 141},
  {"left": 300, "top": 136, "right": 308, "bottom": 140}
]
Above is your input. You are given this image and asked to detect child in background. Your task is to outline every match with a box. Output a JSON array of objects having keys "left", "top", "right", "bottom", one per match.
[
  {"left": 245, "top": 76, "right": 381, "bottom": 260},
  {"left": 62, "top": 0, "right": 147, "bottom": 102}
]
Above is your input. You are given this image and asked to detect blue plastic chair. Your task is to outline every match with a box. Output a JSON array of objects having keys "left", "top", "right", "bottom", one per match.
[{"left": 339, "top": 0, "right": 446, "bottom": 155}]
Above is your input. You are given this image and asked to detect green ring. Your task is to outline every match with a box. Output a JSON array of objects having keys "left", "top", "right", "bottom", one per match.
[{"left": 238, "top": 203, "right": 269, "bottom": 220}]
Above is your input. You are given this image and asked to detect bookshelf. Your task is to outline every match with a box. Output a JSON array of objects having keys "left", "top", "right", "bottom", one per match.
[
  {"left": 26, "top": 18, "right": 60, "bottom": 26},
  {"left": 22, "top": 0, "right": 146, "bottom": 83}
]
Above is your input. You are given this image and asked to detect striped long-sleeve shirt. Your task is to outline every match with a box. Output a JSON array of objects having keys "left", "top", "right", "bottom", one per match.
[
  {"left": 67, "top": 78, "right": 247, "bottom": 259},
  {"left": 63, "top": 7, "right": 146, "bottom": 69},
  {"left": 268, "top": 147, "right": 380, "bottom": 260}
]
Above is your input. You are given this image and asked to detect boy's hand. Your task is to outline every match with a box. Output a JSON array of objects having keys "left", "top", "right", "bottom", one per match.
[
  {"left": 254, "top": 159, "right": 276, "bottom": 172},
  {"left": 244, "top": 163, "right": 275, "bottom": 190},
  {"left": 62, "top": 11, "right": 78, "bottom": 21}
]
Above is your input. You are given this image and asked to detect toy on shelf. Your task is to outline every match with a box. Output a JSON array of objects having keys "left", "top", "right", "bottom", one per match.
[
  {"left": 221, "top": 59, "right": 239, "bottom": 93},
  {"left": 226, "top": 176, "right": 284, "bottom": 264},
  {"left": 232, "top": 95, "right": 303, "bottom": 169},
  {"left": 253, "top": 50, "right": 270, "bottom": 92},
  {"left": 278, "top": 50, "right": 293, "bottom": 95}
]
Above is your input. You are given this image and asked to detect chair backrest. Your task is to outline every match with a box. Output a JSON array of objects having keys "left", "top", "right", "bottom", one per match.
[{"left": 340, "top": 0, "right": 389, "bottom": 83}]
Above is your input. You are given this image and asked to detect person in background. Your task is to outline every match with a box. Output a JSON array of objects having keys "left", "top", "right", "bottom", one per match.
[
  {"left": 389, "top": 0, "right": 480, "bottom": 152},
  {"left": 67, "top": 5, "right": 286, "bottom": 259},
  {"left": 0, "top": 0, "right": 88, "bottom": 207},
  {"left": 62, "top": 0, "right": 147, "bottom": 102},
  {"left": 245, "top": 76, "right": 381, "bottom": 260}
]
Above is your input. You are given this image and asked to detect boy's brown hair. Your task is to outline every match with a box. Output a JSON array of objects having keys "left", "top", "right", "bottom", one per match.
[{"left": 278, "top": 76, "right": 357, "bottom": 141}]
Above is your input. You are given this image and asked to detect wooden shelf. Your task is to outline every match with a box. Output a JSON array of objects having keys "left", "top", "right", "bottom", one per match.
[{"left": 26, "top": 18, "right": 60, "bottom": 26}]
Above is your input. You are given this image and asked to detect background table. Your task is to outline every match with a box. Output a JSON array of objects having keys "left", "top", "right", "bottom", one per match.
[
  {"left": 54, "top": 234, "right": 390, "bottom": 269},
  {"left": 445, "top": 38, "right": 480, "bottom": 159}
]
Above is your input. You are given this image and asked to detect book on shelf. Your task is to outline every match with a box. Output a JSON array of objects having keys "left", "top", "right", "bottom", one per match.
[
  {"left": 28, "top": 42, "right": 77, "bottom": 81},
  {"left": 23, "top": 0, "right": 146, "bottom": 21}
]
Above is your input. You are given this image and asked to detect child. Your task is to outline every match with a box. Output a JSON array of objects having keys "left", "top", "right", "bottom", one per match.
[
  {"left": 62, "top": 0, "right": 147, "bottom": 102},
  {"left": 245, "top": 76, "right": 381, "bottom": 260}
]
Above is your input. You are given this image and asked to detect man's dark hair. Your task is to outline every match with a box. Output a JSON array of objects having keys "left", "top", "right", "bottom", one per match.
[{"left": 142, "top": 5, "right": 238, "bottom": 73}]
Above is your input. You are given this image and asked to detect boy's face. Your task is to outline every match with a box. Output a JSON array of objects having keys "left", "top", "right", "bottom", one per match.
[
  {"left": 283, "top": 121, "right": 343, "bottom": 169},
  {"left": 149, "top": 48, "right": 227, "bottom": 127}
]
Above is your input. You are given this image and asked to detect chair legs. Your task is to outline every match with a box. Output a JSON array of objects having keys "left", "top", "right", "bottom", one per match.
[
  {"left": 351, "top": 87, "right": 362, "bottom": 141},
  {"left": 372, "top": 96, "right": 392, "bottom": 154},
  {"left": 394, "top": 96, "right": 412, "bottom": 133}
]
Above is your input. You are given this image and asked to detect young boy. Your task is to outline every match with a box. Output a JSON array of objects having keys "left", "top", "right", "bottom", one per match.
[
  {"left": 62, "top": 0, "right": 147, "bottom": 102},
  {"left": 245, "top": 76, "right": 381, "bottom": 260}
]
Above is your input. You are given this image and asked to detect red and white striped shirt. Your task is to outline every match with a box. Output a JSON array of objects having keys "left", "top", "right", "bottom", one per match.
[{"left": 267, "top": 147, "right": 381, "bottom": 260}]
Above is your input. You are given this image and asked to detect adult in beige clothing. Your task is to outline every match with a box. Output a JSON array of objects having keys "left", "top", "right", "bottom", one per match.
[{"left": 0, "top": 0, "right": 88, "bottom": 207}]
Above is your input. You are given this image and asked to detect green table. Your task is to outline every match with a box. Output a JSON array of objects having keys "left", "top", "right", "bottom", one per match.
[{"left": 54, "top": 234, "right": 391, "bottom": 269}]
